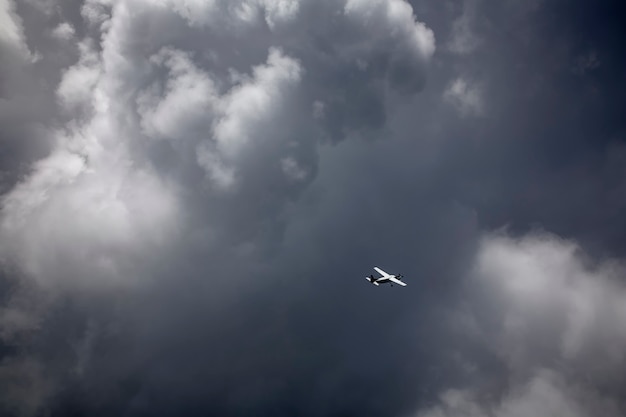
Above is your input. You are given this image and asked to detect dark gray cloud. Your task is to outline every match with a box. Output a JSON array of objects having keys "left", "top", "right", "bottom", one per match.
[{"left": 0, "top": 0, "right": 626, "bottom": 416}]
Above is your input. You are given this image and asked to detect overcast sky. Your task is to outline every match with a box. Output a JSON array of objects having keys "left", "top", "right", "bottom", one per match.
[{"left": 1, "top": 0, "right": 626, "bottom": 416}]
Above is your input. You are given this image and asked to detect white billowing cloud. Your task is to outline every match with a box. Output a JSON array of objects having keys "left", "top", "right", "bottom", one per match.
[
  {"left": 416, "top": 230, "right": 626, "bottom": 417},
  {"left": 1, "top": 4, "right": 181, "bottom": 294},
  {"left": 167, "top": 0, "right": 300, "bottom": 30},
  {"left": 0, "top": 0, "right": 28, "bottom": 51},
  {"left": 57, "top": 40, "right": 101, "bottom": 111},
  {"left": 165, "top": 0, "right": 435, "bottom": 92},
  {"left": 137, "top": 46, "right": 302, "bottom": 188},
  {"left": 211, "top": 48, "right": 301, "bottom": 160},
  {"left": 475, "top": 232, "right": 626, "bottom": 372},
  {"left": 443, "top": 78, "right": 483, "bottom": 116},
  {"left": 137, "top": 47, "right": 219, "bottom": 141},
  {"left": 0, "top": 144, "right": 180, "bottom": 292},
  {"left": 344, "top": 0, "right": 435, "bottom": 60}
]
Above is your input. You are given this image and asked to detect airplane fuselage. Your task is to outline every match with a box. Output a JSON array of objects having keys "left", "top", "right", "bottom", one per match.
[
  {"left": 366, "top": 276, "right": 383, "bottom": 285},
  {"left": 366, "top": 276, "right": 395, "bottom": 285}
]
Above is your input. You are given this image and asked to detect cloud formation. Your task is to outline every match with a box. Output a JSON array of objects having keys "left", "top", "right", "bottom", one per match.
[
  {"left": 0, "top": 0, "right": 435, "bottom": 290},
  {"left": 1, "top": 0, "right": 626, "bottom": 416},
  {"left": 0, "top": 0, "right": 436, "bottom": 414},
  {"left": 417, "top": 231, "right": 626, "bottom": 417}
]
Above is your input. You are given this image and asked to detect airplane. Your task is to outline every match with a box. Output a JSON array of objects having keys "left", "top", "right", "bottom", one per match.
[{"left": 365, "top": 266, "right": 407, "bottom": 287}]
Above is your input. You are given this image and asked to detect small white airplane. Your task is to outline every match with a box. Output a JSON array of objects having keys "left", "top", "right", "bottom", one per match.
[{"left": 366, "top": 266, "right": 407, "bottom": 287}]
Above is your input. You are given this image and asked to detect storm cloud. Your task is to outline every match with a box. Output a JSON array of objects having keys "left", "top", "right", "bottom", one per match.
[{"left": 0, "top": 0, "right": 626, "bottom": 416}]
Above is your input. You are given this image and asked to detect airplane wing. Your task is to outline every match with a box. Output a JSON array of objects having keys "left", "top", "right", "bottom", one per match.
[
  {"left": 374, "top": 267, "right": 390, "bottom": 277},
  {"left": 388, "top": 276, "right": 407, "bottom": 286}
]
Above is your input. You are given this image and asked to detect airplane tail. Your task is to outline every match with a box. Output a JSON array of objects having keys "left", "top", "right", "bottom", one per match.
[{"left": 365, "top": 275, "right": 379, "bottom": 285}]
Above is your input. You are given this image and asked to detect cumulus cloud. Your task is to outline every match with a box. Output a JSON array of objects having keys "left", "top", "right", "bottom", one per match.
[
  {"left": 344, "top": 0, "right": 435, "bottom": 59},
  {"left": 202, "top": 47, "right": 302, "bottom": 184},
  {"left": 0, "top": 0, "right": 436, "bottom": 294},
  {"left": 168, "top": 0, "right": 301, "bottom": 30},
  {"left": 0, "top": 0, "right": 436, "bottom": 414},
  {"left": 476, "top": 232, "right": 626, "bottom": 371},
  {"left": 56, "top": 40, "right": 100, "bottom": 111},
  {"left": 417, "top": 231, "right": 626, "bottom": 417},
  {"left": 0, "top": 12, "right": 182, "bottom": 295},
  {"left": 0, "top": 0, "right": 30, "bottom": 53}
]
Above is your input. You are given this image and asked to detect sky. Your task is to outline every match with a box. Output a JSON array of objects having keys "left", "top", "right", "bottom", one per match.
[{"left": 1, "top": 0, "right": 626, "bottom": 416}]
